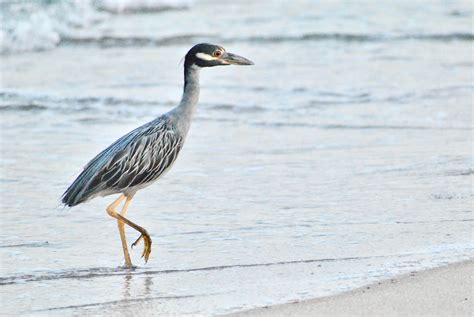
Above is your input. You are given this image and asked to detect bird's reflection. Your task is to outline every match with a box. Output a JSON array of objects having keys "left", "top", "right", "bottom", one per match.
[
  {"left": 122, "top": 272, "right": 154, "bottom": 299},
  {"left": 123, "top": 273, "right": 133, "bottom": 298},
  {"left": 144, "top": 275, "right": 153, "bottom": 296}
]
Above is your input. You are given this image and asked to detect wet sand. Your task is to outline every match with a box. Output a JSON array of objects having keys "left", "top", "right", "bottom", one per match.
[{"left": 229, "top": 261, "right": 473, "bottom": 316}]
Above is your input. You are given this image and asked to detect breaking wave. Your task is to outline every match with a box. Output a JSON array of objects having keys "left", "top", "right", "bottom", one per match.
[
  {"left": 0, "top": 0, "right": 471, "bottom": 55},
  {"left": 0, "top": 0, "right": 193, "bottom": 54}
]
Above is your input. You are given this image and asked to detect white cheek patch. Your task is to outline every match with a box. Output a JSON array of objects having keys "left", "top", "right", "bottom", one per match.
[{"left": 195, "top": 52, "right": 216, "bottom": 61}]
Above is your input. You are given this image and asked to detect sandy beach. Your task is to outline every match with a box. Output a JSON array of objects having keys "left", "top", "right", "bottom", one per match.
[{"left": 229, "top": 261, "right": 473, "bottom": 316}]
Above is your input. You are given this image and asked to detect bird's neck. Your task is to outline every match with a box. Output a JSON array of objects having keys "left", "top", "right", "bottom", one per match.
[{"left": 177, "top": 64, "right": 200, "bottom": 119}]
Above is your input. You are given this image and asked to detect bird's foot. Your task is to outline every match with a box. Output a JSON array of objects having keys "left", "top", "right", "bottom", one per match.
[
  {"left": 118, "top": 264, "right": 137, "bottom": 271},
  {"left": 131, "top": 230, "right": 152, "bottom": 263}
]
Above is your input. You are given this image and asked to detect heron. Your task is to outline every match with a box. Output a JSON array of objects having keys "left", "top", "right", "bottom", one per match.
[{"left": 62, "top": 43, "right": 253, "bottom": 268}]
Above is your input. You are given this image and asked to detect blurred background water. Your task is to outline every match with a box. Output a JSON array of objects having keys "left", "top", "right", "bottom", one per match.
[{"left": 0, "top": 0, "right": 473, "bottom": 315}]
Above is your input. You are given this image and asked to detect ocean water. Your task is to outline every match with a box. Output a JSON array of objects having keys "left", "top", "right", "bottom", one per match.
[{"left": 1, "top": 0, "right": 473, "bottom": 315}]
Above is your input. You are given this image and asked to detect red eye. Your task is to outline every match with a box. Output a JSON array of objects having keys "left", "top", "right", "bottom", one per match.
[{"left": 213, "top": 51, "right": 222, "bottom": 57}]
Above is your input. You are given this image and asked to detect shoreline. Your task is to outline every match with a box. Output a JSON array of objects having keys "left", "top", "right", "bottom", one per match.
[{"left": 228, "top": 261, "right": 473, "bottom": 316}]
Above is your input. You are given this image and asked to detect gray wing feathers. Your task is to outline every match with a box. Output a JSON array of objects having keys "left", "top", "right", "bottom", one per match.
[{"left": 62, "top": 117, "right": 183, "bottom": 206}]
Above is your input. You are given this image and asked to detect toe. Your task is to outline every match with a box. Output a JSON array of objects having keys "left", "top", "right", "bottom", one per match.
[
  {"left": 143, "top": 235, "right": 152, "bottom": 263},
  {"left": 131, "top": 234, "right": 143, "bottom": 248}
]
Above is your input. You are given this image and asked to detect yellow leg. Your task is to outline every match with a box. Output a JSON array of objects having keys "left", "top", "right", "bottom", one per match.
[
  {"left": 116, "top": 213, "right": 152, "bottom": 263},
  {"left": 106, "top": 194, "right": 153, "bottom": 266},
  {"left": 118, "top": 195, "right": 133, "bottom": 268}
]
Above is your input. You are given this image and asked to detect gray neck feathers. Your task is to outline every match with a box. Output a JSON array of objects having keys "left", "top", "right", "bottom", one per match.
[{"left": 171, "top": 64, "right": 200, "bottom": 135}]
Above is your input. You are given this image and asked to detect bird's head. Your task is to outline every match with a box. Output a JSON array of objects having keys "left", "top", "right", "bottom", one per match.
[{"left": 184, "top": 43, "right": 254, "bottom": 68}]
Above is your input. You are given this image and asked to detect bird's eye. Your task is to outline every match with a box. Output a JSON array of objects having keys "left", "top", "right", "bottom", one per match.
[{"left": 213, "top": 51, "right": 222, "bottom": 58}]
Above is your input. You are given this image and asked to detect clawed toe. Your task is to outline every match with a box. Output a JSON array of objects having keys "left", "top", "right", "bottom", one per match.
[
  {"left": 131, "top": 235, "right": 142, "bottom": 248},
  {"left": 131, "top": 231, "right": 152, "bottom": 263}
]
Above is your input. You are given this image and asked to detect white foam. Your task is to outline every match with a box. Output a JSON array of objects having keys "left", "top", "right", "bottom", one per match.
[
  {"left": 1, "top": 0, "right": 107, "bottom": 54},
  {"left": 0, "top": 0, "right": 193, "bottom": 54},
  {"left": 94, "top": 0, "right": 194, "bottom": 13}
]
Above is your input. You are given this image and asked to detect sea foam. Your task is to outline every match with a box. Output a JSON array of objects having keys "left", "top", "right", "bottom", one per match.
[{"left": 0, "top": 0, "right": 192, "bottom": 54}]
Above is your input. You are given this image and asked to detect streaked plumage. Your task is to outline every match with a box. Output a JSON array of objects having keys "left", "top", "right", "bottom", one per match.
[
  {"left": 61, "top": 43, "right": 253, "bottom": 268},
  {"left": 62, "top": 116, "right": 183, "bottom": 206}
]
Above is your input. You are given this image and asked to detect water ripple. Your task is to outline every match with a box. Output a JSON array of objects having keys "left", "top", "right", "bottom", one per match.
[
  {"left": 59, "top": 32, "right": 474, "bottom": 49},
  {"left": 0, "top": 254, "right": 411, "bottom": 285}
]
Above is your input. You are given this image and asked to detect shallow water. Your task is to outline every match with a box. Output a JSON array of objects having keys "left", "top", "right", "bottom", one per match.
[{"left": 1, "top": 0, "right": 473, "bottom": 315}]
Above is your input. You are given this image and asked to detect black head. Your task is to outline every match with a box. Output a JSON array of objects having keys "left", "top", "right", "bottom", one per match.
[{"left": 184, "top": 43, "right": 253, "bottom": 68}]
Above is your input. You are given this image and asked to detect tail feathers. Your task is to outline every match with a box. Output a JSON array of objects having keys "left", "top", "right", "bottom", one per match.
[
  {"left": 62, "top": 181, "right": 86, "bottom": 207},
  {"left": 62, "top": 169, "right": 97, "bottom": 207}
]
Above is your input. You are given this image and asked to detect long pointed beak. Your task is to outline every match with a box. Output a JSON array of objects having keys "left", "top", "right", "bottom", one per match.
[{"left": 222, "top": 52, "right": 254, "bottom": 65}]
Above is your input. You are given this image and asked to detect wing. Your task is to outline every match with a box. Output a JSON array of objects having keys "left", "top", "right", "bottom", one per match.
[{"left": 62, "top": 116, "right": 184, "bottom": 206}]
